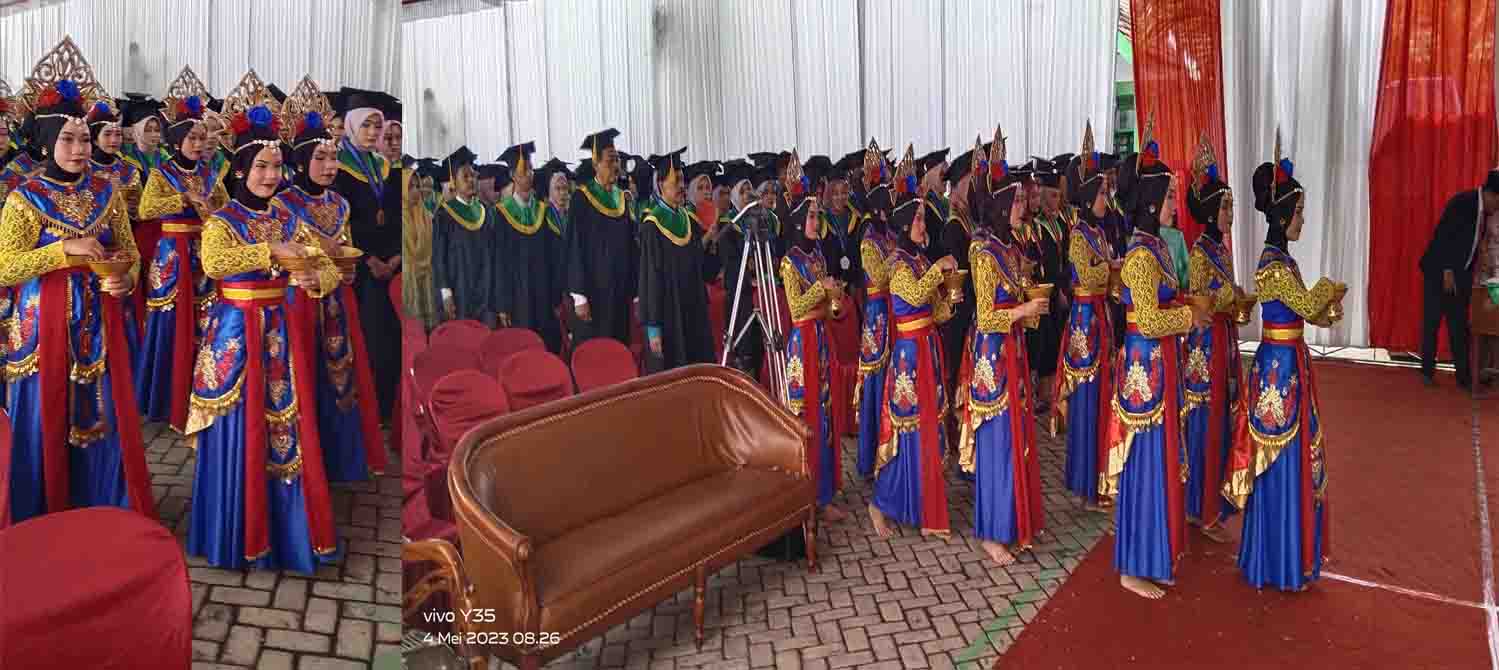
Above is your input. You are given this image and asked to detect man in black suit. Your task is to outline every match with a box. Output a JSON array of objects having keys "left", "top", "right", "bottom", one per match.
[{"left": 1420, "top": 169, "right": 1499, "bottom": 388}]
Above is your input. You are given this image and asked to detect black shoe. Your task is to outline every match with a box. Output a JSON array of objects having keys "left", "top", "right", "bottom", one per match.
[{"left": 1422, "top": 375, "right": 1437, "bottom": 388}]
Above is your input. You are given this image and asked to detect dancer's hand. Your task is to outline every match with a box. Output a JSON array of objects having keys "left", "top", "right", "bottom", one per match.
[{"left": 62, "top": 237, "right": 106, "bottom": 260}]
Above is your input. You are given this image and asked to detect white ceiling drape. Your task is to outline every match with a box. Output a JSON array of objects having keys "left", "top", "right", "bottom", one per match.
[
  {"left": 1222, "top": 0, "right": 1385, "bottom": 347},
  {"left": 402, "top": 0, "right": 1118, "bottom": 166},
  {"left": 0, "top": 0, "right": 399, "bottom": 100}
]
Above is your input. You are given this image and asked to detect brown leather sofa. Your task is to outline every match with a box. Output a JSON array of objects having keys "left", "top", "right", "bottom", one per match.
[{"left": 405, "top": 364, "right": 818, "bottom": 669}]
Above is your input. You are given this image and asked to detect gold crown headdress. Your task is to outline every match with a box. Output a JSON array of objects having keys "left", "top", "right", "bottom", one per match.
[
  {"left": 220, "top": 70, "right": 281, "bottom": 155},
  {"left": 1080, "top": 120, "right": 1096, "bottom": 177},
  {"left": 20, "top": 36, "right": 107, "bottom": 123},
  {"left": 1190, "top": 131, "right": 1216, "bottom": 195},
  {"left": 160, "top": 66, "right": 210, "bottom": 127},
  {"left": 278, "top": 75, "right": 336, "bottom": 148}
]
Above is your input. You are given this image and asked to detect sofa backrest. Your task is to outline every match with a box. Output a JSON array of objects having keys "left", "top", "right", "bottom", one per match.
[{"left": 454, "top": 365, "right": 792, "bottom": 545}]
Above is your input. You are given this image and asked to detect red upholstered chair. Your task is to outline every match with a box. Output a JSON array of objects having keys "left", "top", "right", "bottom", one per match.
[
  {"left": 571, "top": 337, "right": 640, "bottom": 393},
  {"left": 498, "top": 350, "right": 575, "bottom": 411},
  {"left": 389, "top": 273, "right": 408, "bottom": 462},
  {"left": 0, "top": 508, "right": 191, "bottom": 670},
  {"left": 429, "top": 319, "right": 490, "bottom": 354},
  {"left": 0, "top": 411, "right": 11, "bottom": 528},
  {"left": 479, "top": 327, "right": 546, "bottom": 379},
  {"left": 426, "top": 371, "right": 510, "bottom": 522},
  {"left": 629, "top": 299, "right": 645, "bottom": 363}
]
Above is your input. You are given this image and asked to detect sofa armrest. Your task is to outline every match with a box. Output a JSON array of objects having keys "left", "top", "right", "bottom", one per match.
[
  {"left": 402, "top": 539, "right": 485, "bottom": 666},
  {"left": 716, "top": 374, "right": 813, "bottom": 480},
  {"left": 448, "top": 464, "right": 542, "bottom": 638}
]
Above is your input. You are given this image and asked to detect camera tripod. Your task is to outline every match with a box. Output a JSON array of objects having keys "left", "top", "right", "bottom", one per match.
[{"left": 721, "top": 202, "right": 788, "bottom": 402}]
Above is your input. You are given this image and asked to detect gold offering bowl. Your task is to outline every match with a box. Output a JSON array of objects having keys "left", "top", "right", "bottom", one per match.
[
  {"left": 1234, "top": 293, "right": 1258, "bottom": 325},
  {"left": 1022, "top": 283, "right": 1053, "bottom": 329},
  {"left": 70, "top": 250, "right": 132, "bottom": 278},
  {"left": 1107, "top": 262, "right": 1124, "bottom": 301},
  {"left": 828, "top": 281, "right": 847, "bottom": 319},
  {"left": 1185, "top": 294, "right": 1214, "bottom": 314},
  {"left": 332, "top": 245, "right": 363, "bottom": 272},
  {"left": 278, "top": 245, "right": 328, "bottom": 273},
  {"left": 1326, "top": 281, "right": 1348, "bottom": 323},
  {"left": 943, "top": 269, "right": 969, "bottom": 303}
]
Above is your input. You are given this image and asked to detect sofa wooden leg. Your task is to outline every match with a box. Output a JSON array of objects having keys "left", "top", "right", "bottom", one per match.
[
  {"left": 693, "top": 564, "right": 707, "bottom": 649},
  {"left": 519, "top": 653, "right": 541, "bottom": 670},
  {"left": 803, "top": 510, "right": 819, "bottom": 573}
]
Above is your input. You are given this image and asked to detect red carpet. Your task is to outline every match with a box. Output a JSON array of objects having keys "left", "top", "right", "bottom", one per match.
[{"left": 1000, "top": 361, "right": 1494, "bottom": 669}]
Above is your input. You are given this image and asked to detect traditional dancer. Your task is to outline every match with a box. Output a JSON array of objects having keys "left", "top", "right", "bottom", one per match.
[
  {"left": 1225, "top": 133, "right": 1340, "bottom": 591},
  {"left": 135, "top": 74, "right": 229, "bottom": 430},
  {"left": 961, "top": 143, "right": 1048, "bottom": 566},
  {"left": 855, "top": 142, "right": 895, "bottom": 479},
  {"left": 186, "top": 103, "right": 344, "bottom": 572},
  {"left": 1183, "top": 135, "right": 1242, "bottom": 542},
  {"left": 781, "top": 179, "right": 846, "bottom": 522},
  {"left": 1105, "top": 135, "right": 1212, "bottom": 599},
  {"left": 869, "top": 149, "right": 959, "bottom": 539},
  {"left": 1056, "top": 125, "right": 1117, "bottom": 510},
  {"left": 271, "top": 85, "right": 387, "bottom": 483},
  {"left": 0, "top": 75, "right": 153, "bottom": 525}
]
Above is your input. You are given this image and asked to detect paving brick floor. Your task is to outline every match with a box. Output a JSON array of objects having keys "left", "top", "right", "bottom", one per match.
[
  {"left": 473, "top": 418, "right": 1112, "bottom": 670},
  {"left": 139, "top": 423, "right": 402, "bottom": 670}
]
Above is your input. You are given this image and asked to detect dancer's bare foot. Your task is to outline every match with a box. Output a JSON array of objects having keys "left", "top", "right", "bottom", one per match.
[
  {"left": 868, "top": 505, "right": 895, "bottom": 539},
  {"left": 1201, "top": 524, "right": 1234, "bottom": 544},
  {"left": 822, "top": 504, "right": 848, "bottom": 523},
  {"left": 981, "top": 540, "right": 1016, "bottom": 567},
  {"left": 1120, "top": 575, "right": 1166, "bottom": 599},
  {"left": 920, "top": 528, "right": 951, "bottom": 542}
]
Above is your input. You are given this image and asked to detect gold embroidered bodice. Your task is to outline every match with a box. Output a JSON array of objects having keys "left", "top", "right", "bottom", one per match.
[
  {"left": 138, "top": 168, "right": 230, "bottom": 221},
  {"left": 971, "top": 242, "right": 1018, "bottom": 334},
  {"left": 1255, "top": 261, "right": 1337, "bottom": 325},
  {"left": 0, "top": 190, "right": 139, "bottom": 287},
  {"left": 200, "top": 216, "right": 341, "bottom": 299},
  {"left": 860, "top": 237, "right": 890, "bottom": 292},
  {"left": 1122, "top": 246, "right": 1192, "bottom": 338},
  {"left": 1188, "top": 243, "right": 1237, "bottom": 312},
  {"left": 1069, "top": 224, "right": 1112, "bottom": 293},
  {"left": 888, "top": 255, "right": 953, "bottom": 324},
  {"left": 780, "top": 255, "right": 829, "bottom": 320}
]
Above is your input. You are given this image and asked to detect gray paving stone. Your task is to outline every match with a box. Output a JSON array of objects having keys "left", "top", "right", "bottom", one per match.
[
  {"left": 220, "top": 625, "right": 262, "bottom": 666},
  {"left": 265, "top": 629, "right": 331, "bottom": 654},
  {"left": 335, "top": 618, "right": 373, "bottom": 660},
  {"left": 305, "top": 597, "right": 339, "bottom": 634}
]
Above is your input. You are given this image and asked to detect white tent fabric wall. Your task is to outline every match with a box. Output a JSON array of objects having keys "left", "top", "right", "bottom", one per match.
[
  {"left": 1221, "top": 0, "right": 1385, "bottom": 347},
  {"left": 401, "top": 0, "right": 1117, "bottom": 167},
  {"left": 0, "top": 0, "right": 399, "bottom": 98}
]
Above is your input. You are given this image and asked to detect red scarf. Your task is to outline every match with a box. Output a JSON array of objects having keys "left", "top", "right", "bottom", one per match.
[{"left": 165, "top": 220, "right": 203, "bottom": 432}]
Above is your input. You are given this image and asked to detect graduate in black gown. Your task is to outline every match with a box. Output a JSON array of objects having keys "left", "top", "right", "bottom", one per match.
[
  {"left": 919, "top": 148, "right": 951, "bottom": 262},
  {"left": 331, "top": 91, "right": 402, "bottom": 418},
  {"left": 431, "top": 146, "right": 500, "bottom": 325},
  {"left": 818, "top": 155, "right": 863, "bottom": 289},
  {"left": 637, "top": 150, "right": 715, "bottom": 372},
  {"left": 939, "top": 143, "right": 986, "bottom": 437},
  {"left": 565, "top": 128, "right": 637, "bottom": 344},
  {"left": 1023, "top": 159, "right": 1070, "bottom": 413},
  {"left": 494, "top": 142, "right": 563, "bottom": 351}
]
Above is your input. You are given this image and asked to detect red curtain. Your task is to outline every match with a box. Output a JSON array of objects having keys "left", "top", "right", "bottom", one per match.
[
  {"left": 1368, "top": 0, "right": 1496, "bottom": 353},
  {"left": 1130, "top": 0, "right": 1229, "bottom": 248}
]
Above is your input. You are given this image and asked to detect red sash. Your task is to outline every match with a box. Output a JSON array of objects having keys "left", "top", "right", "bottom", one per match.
[
  {"left": 338, "top": 284, "right": 388, "bottom": 474},
  {"left": 895, "top": 314, "right": 949, "bottom": 533},
  {"left": 792, "top": 315, "right": 833, "bottom": 495},
  {"left": 222, "top": 279, "right": 336, "bottom": 561},
  {"left": 1261, "top": 322, "right": 1328, "bottom": 574},
  {"left": 132, "top": 220, "right": 162, "bottom": 327},
  {"left": 165, "top": 221, "right": 202, "bottom": 432},
  {"left": 39, "top": 267, "right": 154, "bottom": 518},
  {"left": 1002, "top": 311, "right": 1044, "bottom": 546},
  {"left": 1200, "top": 314, "right": 1232, "bottom": 525}
]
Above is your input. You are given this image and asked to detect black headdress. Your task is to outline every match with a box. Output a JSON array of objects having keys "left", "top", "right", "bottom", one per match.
[
  {"left": 1186, "top": 132, "right": 1231, "bottom": 243},
  {"left": 1252, "top": 128, "right": 1303, "bottom": 251}
]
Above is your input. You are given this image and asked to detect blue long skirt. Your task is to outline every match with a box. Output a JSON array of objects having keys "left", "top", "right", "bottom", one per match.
[
  {"left": 1238, "top": 434, "right": 1325, "bottom": 591},
  {"left": 1063, "top": 377, "right": 1102, "bottom": 503},
  {"left": 187, "top": 407, "right": 342, "bottom": 573},
  {"left": 1113, "top": 426, "right": 1175, "bottom": 581},
  {"left": 973, "top": 412, "right": 1018, "bottom": 543},
  {"left": 856, "top": 366, "right": 886, "bottom": 479},
  {"left": 7, "top": 373, "right": 134, "bottom": 522}
]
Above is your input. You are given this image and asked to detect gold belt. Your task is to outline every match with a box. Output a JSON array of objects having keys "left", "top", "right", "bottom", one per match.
[
  {"left": 221, "top": 286, "right": 286, "bottom": 301},
  {"left": 162, "top": 223, "right": 203, "bottom": 234},
  {"left": 895, "top": 316, "right": 934, "bottom": 333},
  {"left": 1263, "top": 325, "right": 1304, "bottom": 340},
  {"left": 1073, "top": 287, "right": 1107, "bottom": 298}
]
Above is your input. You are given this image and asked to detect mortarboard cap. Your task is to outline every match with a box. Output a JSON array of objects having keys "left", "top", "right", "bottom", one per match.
[
  {"left": 497, "top": 141, "right": 537, "bottom": 170},
  {"left": 802, "top": 155, "right": 835, "bottom": 188},
  {"left": 918, "top": 148, "right": 950, "bottom": 174},
  {"left": 835, "top": 150, "right": 865, "bottom": 173},
  {"left": 444, "top": 145, "right": 478, "bottom": 176},
  {"left": 580, "top": 128, "right": 621, "bottom": 154},
  {"left": 716, "top": 159, "right": 751, "bottom": 187},
  {"left": 685, "top": 160, "right": 721, "bottom": 185},
  {"left": 945, "top": 149, "right": 974, "bottom": 184},
  {"left": 647, "top": 148, "right": 688, "bottom": 181}
]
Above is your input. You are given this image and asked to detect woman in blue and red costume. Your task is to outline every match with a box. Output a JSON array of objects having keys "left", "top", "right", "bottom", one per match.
[
  {"left": 0, "top": 80, "right": 154, "bottom": 524},
  {"left": 854, "top": 141, "right": 896, "bottom": 480},
  {"left": 85, "top": 99, "right": 145, "bottom": 365},
  {"left": 1104, "top": 137, "right": 1213, "bottom": 600},
  {"left": 0, "top": 96, "right": 42, "bottom": 202},
  {"left": 781, "top": 185, "right": 848, "bottom": 523},
  {"left": 868, "top": 173, "right": 960, "bottom": 540},
  {"left": 961, "top": 151, "right": 1049, "bottom": 566},
  {"left": 271, "top": 106, "right": 387, "bottom": 483},
  {"left": 186, "top": 104, "right": 344, "bottom": 572},
  {"left": 135, "top": 91, "right": 230, "bottom": 431},
  {"left": 1223, "top": 139, "right": 1342, "bottom": 591},
  {"left": 1055, "top": 135, "right": 1118, "bottom": 512},
  {"left": 1181, "top": 137, "right": 1244, "bottom": 544}
]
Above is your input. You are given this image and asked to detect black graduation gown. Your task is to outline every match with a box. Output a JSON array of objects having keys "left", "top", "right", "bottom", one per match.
[
  {"left": 922, "top": 192, "right": 949, "bottom": 262},
  {"left": 564, "top": 181, "right": 637, "bottom": 344},
  {"left": 1102, "top": 197, "right": 1129, "bottom": 348},
  {"left": 334, "top": 161, "right": 403, "bottom": 418},
  {"left": 1027, "top": 208, "right": 1071, "bottom": 378},
  {"left": 430, "top": 197, "right": 501, "bottom": 324},
  {"left": 638, "top": 201, "right": 716, "bottom": 372},
  {"left": 819, "top": 208, "right": 863, "bottom": 287},
  {"left": 495, "top": 196, "right": 563, "bottom": 353},
  {"left": 939, "top": 210, "right": 975, "bottom": 392}
]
